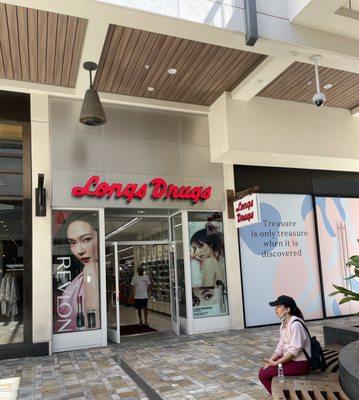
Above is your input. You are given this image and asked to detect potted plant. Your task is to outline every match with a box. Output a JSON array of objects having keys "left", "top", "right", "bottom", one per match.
[
  {"left": 329, "top": 255, "right": 359, "bottom": 400},
  {"left": 329, "top": 255, "right": 359, "bottom": 307},
  {"left": 323, "top": 255, "right": 359, "bottom": 347}
]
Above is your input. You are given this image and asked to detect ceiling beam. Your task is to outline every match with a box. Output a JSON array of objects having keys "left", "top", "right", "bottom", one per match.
[
  {"left": 0, "top": 78, "right": 75, "bottom": 96},
  {"left": 351, "top": 106, "right": 359, "bottom": 117},
  {"left": 100, "top": 93, "right": 209, "bottom": 115},
  {"left": 244, "top": 0, "right": 258, "bottom": 47},
  {"left": 0, "top": 77, "right": 209, "bottom": 115},
  {"left": 231, "top": 56, "right": 294, "bottom": 101},
  {"left": 75, "top": 18, "right": 109, "bottom": 98}
]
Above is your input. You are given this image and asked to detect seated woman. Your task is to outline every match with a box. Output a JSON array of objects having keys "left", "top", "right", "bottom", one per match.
[{"left": 258, "top": 295, "right": 311, "bottom": 395}]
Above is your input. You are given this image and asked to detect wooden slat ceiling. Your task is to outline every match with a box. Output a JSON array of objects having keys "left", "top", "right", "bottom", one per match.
[
  {"left": 95, "top": 25, "right": 267, "bottom": 106},
  {"left": 258, "top": 61, "right": 359, "bottom": 110},
  {"left": 0, "top": 4, "right": 87, "bottom": 88}
]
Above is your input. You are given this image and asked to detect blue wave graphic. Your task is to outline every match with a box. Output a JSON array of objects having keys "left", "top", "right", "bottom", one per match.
[
  {"left": 333, "top": 198, "right": 346, "bottom": 221},
  {"left": 315, "top": 198, "right": 335, "bottom": 237},
  {"left": 332, "top": 298, "right": 341, "bottom": 316},
  {"left": 301, "top": 195, "right": 313, "bottom": 220},
  {"left": 350, "top": 278, "right": 359, "bottom": 292}
]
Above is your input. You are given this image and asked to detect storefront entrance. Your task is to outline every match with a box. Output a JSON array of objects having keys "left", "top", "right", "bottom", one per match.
[
  {"left": 52, "top": 207, "right": 229, "bottom": 353},
  {"left": 105, "top": 242, "right": 180, "bottom": 342},
  {"left": 104, "top": 211, "right": 184, "bottom": 343}
]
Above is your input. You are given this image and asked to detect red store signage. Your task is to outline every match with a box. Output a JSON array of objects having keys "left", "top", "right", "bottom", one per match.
[
  {"left": 72, "top": 176, "right": 212, "bottom": 204},
  {"left": 234, "top": 193, "right": 260, "bottom": 228}
]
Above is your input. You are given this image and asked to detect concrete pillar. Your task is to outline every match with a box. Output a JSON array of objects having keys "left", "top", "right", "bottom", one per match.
[
  {"left": 222, "top": 163, "right": 245, "bottom": 330},
  {"left": 31, "top": 94, "right": 52, "bottom": 348}
]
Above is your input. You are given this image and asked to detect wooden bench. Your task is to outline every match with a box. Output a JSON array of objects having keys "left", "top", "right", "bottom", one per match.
[{"left": 272, "top": 345, "right": 350, "bottom": 400}]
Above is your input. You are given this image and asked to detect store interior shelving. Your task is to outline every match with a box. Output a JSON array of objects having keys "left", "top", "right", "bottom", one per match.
[{"left": 117, "top": 244, "right": 171, "bottom": 316}]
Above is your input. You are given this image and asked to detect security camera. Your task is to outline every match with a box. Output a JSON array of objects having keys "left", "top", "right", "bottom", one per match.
[
  {"left": 311, "top": 55, "right": 326, "bottom": 108},
  {"left": 312, "top": 91, "right": 326, "bottom": 107}
]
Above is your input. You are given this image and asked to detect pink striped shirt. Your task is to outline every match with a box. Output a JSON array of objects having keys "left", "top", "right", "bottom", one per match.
[{"left": 275, "top": 316, "right": 311, "bottom": 361}]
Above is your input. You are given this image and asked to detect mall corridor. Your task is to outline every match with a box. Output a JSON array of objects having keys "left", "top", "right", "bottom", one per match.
[
  {"left": 0, "top": 1, "right": 359, "bottom": 399},
  {"left": 0, "top": 317, "right": 355, "bottom": 400}
]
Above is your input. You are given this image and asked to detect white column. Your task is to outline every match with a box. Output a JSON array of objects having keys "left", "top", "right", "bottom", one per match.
[
  {"left": 182, "top": 211, "right": 194, "bottom": 334},
  {"left": 31, "top": 94, "right": 52, "bottom": 348},
  {"left": 222, "top": 164, "right": 245, "bottom": 330}
]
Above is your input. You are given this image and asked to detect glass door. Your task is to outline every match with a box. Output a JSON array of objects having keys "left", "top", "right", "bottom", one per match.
[
  {"left": 170, "top": 212, "right": 186, "bottom": 335},
  {"left": 169, "top": 243, "right": 180, "bottom": 335},
  {"left": 105, "top": 243, "right": 120, "bottom": 343}
]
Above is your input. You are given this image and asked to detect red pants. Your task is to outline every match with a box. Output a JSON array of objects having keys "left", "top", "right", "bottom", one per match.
[{"left": 258, "top": 360, "right": 310, "bottom": 394}]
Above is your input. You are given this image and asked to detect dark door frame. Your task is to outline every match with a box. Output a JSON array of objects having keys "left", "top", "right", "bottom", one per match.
[{"left": 0, "top": 119, "right": 36, "bottom": 358}]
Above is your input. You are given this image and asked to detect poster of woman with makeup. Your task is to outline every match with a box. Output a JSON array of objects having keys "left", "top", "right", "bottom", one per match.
[
  {"left": 52, "top": 211, "right": 101, "bottom": 333},
  {"left": 188, "top": 212, "right": 228, "bottom": 318}
]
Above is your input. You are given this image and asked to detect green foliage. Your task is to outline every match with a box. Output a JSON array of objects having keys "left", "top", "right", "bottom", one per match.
[{"left": 329, "top": 253, "right": 359, "bottom": 306}]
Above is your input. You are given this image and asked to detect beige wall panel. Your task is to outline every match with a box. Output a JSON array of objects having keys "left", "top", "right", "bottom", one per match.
[{"left": 31, "top": 94, "right": 52, "bottom": 344}]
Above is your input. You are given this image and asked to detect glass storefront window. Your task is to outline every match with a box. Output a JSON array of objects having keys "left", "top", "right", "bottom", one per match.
[
  {"left": 0, "top": 129, "right": 24, "bottom": 345},
  {"left": 52, "top": 210, "right": 101, "bottom": 333},
  {"left": 105, "top": 216, "right": 169, "bottom": 241},
  {"left": 188, "top": 212, "right": 229, "bottom": 318}
]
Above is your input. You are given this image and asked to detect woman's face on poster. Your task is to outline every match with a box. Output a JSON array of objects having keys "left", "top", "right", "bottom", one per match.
[
  {"left": 191, "top": 240, "right": 212, "bottom": 262},
  {"left": 67, "top": 220, "right": 98, "bottom": 265},
  {"left": 193, "top": 287, "right": 218, "bottom": 306}
]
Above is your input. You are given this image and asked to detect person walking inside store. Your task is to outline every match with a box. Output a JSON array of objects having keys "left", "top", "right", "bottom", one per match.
[
  {"left": 258, "top": 295, "right": 311, "bottom": 395},
  {"left": 131, "top": 266, "right": 151, "bottom": 326}
]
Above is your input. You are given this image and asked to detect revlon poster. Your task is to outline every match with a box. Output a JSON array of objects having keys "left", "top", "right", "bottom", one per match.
[
  {"left": 188, "top": 212, "right": 228, "bottom": 318},
  {"left": 52, "top": 210, "right": 101, "bottom": 333}
]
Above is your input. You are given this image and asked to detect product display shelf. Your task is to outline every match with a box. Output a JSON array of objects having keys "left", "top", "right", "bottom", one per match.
[{"left": 143, "top": 259, "right": 171, "bottom": 316}]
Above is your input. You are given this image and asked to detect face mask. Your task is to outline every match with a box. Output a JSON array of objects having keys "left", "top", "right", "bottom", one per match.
[{"left": 278, "top": 310, "right": 288, "bottom": 321}]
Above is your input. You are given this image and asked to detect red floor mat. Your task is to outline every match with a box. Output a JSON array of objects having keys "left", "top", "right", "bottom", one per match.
[{"left": 120, "top": 324, "right": 157, "bottom": 336}]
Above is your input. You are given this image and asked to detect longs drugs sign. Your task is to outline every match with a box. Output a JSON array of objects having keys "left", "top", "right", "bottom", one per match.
[
  {"left": 72, "top": 176, "right": 212, "bottom": 204},
  {"left": 234, "top": 193, "right": 260, "bottom": 228}
]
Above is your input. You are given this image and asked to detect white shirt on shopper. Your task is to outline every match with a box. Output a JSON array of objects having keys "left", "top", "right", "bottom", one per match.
[
  {"left": 131, "top": 274, "right": 151, "bottom": 299},
  {"left": 275, "top": 316, "right": 311, "bottom": 362}
]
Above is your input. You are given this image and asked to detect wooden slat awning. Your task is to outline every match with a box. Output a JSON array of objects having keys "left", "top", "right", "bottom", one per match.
[
  {"left": 258, "top": 61, "right": 359, "bottom": 110},
  {"left": 0, "top": 3, "right": 87, "bottom": 88},
  {"left": 94, "top": 25, "right": 267, "bottom": 106}
]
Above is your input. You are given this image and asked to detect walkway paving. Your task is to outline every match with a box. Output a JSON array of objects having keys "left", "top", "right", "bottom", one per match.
[{"left": 0, "top": 317, "right": 355, "bottom": 400}]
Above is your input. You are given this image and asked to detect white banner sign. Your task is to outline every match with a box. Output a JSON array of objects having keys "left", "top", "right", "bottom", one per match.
[{"left": 234, "top": 193, "right": 260, "bottom": 228}]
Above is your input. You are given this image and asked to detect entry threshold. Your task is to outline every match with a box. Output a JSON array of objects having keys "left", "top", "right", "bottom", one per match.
[{"left": 118, "top": 356, "right": 163, "bottom": 400}]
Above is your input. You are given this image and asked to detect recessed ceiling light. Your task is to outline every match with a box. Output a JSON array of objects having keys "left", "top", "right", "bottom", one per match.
[
  {"left": 324, "top": 83, "right": 334, "bottom": 90},
  {"left": 168, "top": 68, "right": 177, "bottom": 75},
  {"left": 147, "top": 86, "right": 155, "bottom": 92}
]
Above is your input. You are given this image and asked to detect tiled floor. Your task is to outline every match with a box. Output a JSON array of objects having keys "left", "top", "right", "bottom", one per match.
[
  {"left": 0, "top": 316, "right": 356, "bottom": 400},
  {"left": 0, "top": 321, "right": 23, "bottom": 344},
  {"left": 0, "top": 348, "right": 148, "bottom": 400}
]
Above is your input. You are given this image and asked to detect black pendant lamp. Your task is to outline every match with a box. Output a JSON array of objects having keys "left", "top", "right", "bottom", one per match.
[{"left": 79, "top": 61, "right": 107, "bottom": 126}]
